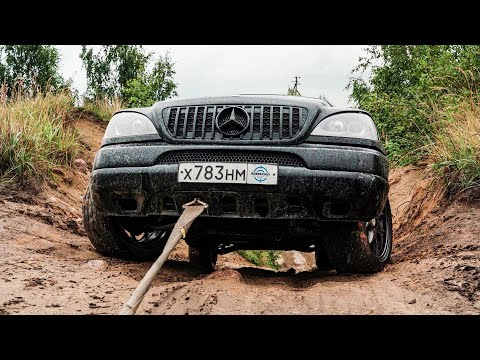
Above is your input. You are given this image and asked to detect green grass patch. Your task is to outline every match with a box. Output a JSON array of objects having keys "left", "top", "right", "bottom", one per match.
[
  {"left": 81, "top": 97, "right": 124, "bottom": 122},
  {"left": 429, "top": 100, "right": 480, "bottom": 192},
  {"left": 0, "top": 91, "right": 79, "bottom": 185},
  {"left": 237, "top": 250, "right": 281, "bottom": 270}
]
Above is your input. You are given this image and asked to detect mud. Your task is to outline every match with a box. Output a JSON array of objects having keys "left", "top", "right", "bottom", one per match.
[{"left": 0, "top": 114, "right": 478, "bottom": 314}]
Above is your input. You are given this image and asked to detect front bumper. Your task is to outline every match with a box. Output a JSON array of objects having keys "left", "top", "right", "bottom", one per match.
[{"left": 90, "top": 143, "right": 389, "bottom": 221}]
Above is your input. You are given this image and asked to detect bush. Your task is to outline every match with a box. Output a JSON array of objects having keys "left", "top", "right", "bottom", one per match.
[
  {"left": 0, "top": 86, "right": 78, "bottom": 185},
  {"left": 237, "top": 250, "right": 281, "bottom": 270}
]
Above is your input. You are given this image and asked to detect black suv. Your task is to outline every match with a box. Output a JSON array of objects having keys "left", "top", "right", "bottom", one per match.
[{"left": 83, "top": 95, "right": 392, "bottom": 274}]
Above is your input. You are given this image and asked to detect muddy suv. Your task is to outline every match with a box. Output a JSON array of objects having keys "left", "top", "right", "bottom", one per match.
[{"left": 83, "top": 95, "right": 392, "bottom": 273}]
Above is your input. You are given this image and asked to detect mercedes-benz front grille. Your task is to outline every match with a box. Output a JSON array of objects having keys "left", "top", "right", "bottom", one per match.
[{"left": 162, "top": 105, "right": 308, "bottom": 141}]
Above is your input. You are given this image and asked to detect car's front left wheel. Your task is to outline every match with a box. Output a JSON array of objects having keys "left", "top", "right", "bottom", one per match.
[{"left": 83, "top": 188, "right": 170, "bottom": 260}]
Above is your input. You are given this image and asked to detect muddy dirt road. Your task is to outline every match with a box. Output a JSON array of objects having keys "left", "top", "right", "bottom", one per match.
[{"left": 0, "top": 114, "right": 478, "bottom": 314}]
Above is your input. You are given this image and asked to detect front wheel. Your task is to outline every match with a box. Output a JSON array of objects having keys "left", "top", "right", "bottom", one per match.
[
  {"left": 82, "top": 187, "right": 170, "bottom": 260},
  {"left": 324, "top": 200, "right": 393, "bottom": 274}
]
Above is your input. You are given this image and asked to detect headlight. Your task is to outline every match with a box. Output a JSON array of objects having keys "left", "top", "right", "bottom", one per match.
[
  {"left": 311, "top": 113, "right": 378, "bottom": 141},
  {"left": 104, "top": 112, "right": 157, "bottom": 139}
]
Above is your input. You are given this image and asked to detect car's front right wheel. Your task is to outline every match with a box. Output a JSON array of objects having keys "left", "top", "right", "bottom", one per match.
[{"left": 323, "top": 200, "right": 393, "bottom": 274}]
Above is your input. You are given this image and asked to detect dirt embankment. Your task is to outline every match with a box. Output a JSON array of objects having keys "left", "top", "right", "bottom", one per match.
[{"left": 0, "top": 114, "right": 478, "bottom": 314}]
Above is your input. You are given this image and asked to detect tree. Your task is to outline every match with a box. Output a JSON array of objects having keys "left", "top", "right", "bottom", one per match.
[
  {"left": 0, "top": 45, "right": 63, "bottom": 96},
  {"left": 123, "top": 53, "right": 178, "bottom": 107},
  {"left": 80, "top": 45, "right": 177, "bottom": 106}
]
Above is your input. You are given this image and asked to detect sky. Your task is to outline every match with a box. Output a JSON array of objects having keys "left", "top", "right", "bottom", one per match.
[{"left": 57, "top": 45, "right": 366, "bottom": 108}]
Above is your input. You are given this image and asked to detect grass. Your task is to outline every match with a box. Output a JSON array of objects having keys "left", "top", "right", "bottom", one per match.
[
  {"left": 81, "top": 97, "right": 124, "bottom": 121},
  {"left": 429, "top": 100, "right": 480, "bottom": 192},
  {"left": 237, "top": 250, "right": 281, "bottom": 270},
  {"left": 0, "top": 88, "right": 79, "bottom": 185}
]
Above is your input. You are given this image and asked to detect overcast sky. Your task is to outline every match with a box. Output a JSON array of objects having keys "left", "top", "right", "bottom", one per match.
[{"left": 57, "top": 45, "right": 366, "bottom": 108}]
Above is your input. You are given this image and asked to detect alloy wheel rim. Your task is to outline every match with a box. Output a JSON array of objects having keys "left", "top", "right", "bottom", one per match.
[
  {"left": 122, "top": 227, "right": 170, "bottom": 246},
  {"left": 367, "top": 207, "right": 391, "bottom": 262}
]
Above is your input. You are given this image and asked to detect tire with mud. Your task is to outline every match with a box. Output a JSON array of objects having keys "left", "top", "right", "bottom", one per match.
[
  {"left": 324, "top": 200, "right": 393, "bottom": 274},
  {"left": 188, "top": 246, "right": 217, "bottom": 271},
  {"left": 82, "top": 187, "right": 169, "bottom": 260}
]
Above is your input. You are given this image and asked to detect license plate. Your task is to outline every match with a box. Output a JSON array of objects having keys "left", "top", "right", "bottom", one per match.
[{"left": 178, "top": 163, "right": 278, "bottom": 185}]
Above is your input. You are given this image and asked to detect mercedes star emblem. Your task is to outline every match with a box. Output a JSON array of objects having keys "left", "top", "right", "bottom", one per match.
[{"left": 216, "top": 107, "right": 250, "bottom": 137}]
